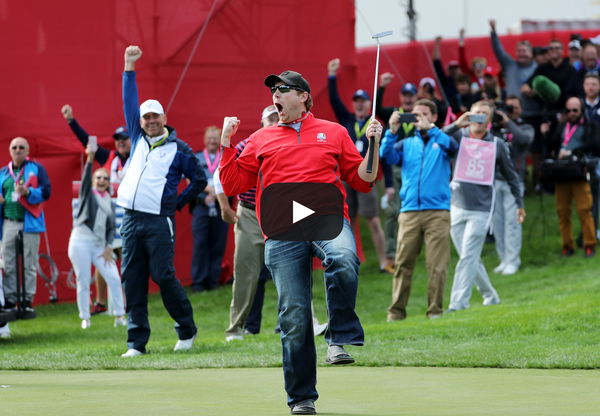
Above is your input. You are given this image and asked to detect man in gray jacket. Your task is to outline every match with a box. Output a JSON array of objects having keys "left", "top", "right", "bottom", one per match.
[{"left": 443, "top": 101, "right": 526, "bottom": 311}]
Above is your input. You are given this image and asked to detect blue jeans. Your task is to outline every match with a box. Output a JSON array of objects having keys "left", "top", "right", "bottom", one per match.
[{"left": 265, "top": 220, "right": 364, "bottom": 406}]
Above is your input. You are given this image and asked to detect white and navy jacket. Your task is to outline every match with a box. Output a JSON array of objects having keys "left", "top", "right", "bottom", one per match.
[{"left": 117, "top": 71, "right": 206, "bottom": 216}]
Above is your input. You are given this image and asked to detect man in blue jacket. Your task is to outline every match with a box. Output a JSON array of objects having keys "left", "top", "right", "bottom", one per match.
[
  {"left": 119, "top": 45, "right": 206, "bottom": 357},
  {"left": 380, "top": 99, "right": 458, "bottom": 321},
  {"left": 0, "top": 137, "right": 51, "bottom": 317}
]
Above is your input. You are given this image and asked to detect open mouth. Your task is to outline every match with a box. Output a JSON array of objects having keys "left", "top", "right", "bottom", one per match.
[{"left": 275, "top": 103, "right": 283, "bottom": 112}]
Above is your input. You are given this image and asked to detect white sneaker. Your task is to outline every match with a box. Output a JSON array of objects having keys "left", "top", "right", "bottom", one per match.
[
  {"left": 174, "top": 334, "right": 197, "bottom": 351},
  {"left": 493, "top": 263, "right": 506, "bottom": 273},
  {"left": 121, "top": 348, "right": 144, "bottom": 357},
  {"left": 114, "top": 316, "right": 127, "bottom": 327},
  {"left": 313, "top": 322, "right": 328, "bottom": 336},
  {"left": 502, "top": 264, "right": 519, "bottom": 275},
  {"left": 482, "top": 295, "right": 501, "bottom": 306},
  {"left": 225, "top": 334, "right": 244, "bottom": 342},
  {"left": 0, "top": 323, "right": 10, "bottom": 338},
  {"left": 81, "top": 319, "right": 91, "bottom": 329}
]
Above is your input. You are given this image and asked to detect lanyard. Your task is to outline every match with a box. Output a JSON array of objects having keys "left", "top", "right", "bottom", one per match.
[
  {"left": 563, "top": 121, "right": 581, "bottom": 147},
  {"left": 203, "top": 150, "right": 221, "bottom": 174},
  {"left": 354, "top": 119, "right": 370, "bottom": 139},
  {"left": 8, "top": 162, "right": 25, "bottom": 184}
]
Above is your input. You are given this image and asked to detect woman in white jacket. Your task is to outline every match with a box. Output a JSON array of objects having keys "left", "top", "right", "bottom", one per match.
[{"left": 68, "top": 144, "right": 125, "bottom": 328}]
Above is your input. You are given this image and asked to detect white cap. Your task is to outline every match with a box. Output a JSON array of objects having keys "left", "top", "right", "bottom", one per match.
[
  {"left": 568, "top": 40, "right": 582, "bottom": 50},
  {"left": 419, "top": 77, "right": 436, "bottom": 88},
  {"left": 140, "top": 99, "right": 164, "bottom": 117},
  {"left": 261, "top": 105, "right": 278, "bottom": 120}
]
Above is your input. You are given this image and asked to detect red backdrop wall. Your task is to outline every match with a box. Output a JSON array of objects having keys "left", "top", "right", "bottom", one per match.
[{"left": 1, "top": 0, "right": 357, "bottom": 304}]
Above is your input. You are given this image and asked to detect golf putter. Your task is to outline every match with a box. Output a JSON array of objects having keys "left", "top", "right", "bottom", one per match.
[{"left": 366, "top": 30, "right": 393, "bottom": 174}]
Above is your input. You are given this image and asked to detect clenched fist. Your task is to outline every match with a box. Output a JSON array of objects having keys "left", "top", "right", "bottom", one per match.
[
  {"left": 328, "top": 58, "right": 340, "bottom": 76},
  {"left": 379, "top": 72, "right": 394, "bottom": 87},
  {"left": 221, "top": 116, "right": 240, "bottom": 147},
  {"left": 124, "top": 45, "right": 142, "bottom": 70},
  {"left": 61, "top": 104, "right": 73, "bottom": 121}
]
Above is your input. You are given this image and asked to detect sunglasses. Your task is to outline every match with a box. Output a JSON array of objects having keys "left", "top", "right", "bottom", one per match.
[
  {"left": 95, "top": 176, "right": 110, "bottom": 181},
  {"left": 11, "top": 145, "right": 26, "bottom": 150},
  {"left": 114, "top": 136, "right": 129, "bottom": 141},
  {"left": 270, "top": 85, "right": 304, "bottom": 94},
  {"left": 566, "top": 108, "right": 580, "bottom": 113}
]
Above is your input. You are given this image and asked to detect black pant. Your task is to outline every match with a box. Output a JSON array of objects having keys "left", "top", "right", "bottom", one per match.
[
  {"left": 121, "top": 210, "right": 196, "bottom": 352},
  {"left": 190, "top": 204, "right": 228, "bottom": 290}
]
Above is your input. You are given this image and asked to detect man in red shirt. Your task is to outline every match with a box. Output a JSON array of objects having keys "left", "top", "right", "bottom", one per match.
[{"left": 219, "top": 70, "right": 382, "bottom": 415}]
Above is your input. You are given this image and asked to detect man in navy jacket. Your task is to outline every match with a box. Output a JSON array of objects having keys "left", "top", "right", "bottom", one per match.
[{"left": 118, "top": 45, "right": 206, "bottom": 357}]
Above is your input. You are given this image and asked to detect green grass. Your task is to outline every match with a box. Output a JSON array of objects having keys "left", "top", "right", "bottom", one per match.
[
  {"left": 1, "top": 194, "right": 599, "bottom": 370},
  {"left": 2, "top": 367, "right": 599, "bottom": 416}
]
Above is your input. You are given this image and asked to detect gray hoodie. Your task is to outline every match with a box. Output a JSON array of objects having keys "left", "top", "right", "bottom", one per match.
[{"left": 443, "top": 124, "right": 524, "bottom": 212}]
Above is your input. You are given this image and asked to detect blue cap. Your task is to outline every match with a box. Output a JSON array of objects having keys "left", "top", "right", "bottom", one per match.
[
  {"left": 352, "top": 89, "right": 371, "bottom": 101},
  {"left": 401, "top": 83, "right": 417, "bottom": 95},
  {"left": 113, "top": 126, "right": 129, "bottom": 139}
]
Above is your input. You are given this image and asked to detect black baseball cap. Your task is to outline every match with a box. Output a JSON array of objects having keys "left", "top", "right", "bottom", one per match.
[
  {"left": 264, "top": 70, "right": 311, "bottom": 93},
  {"left": 113, "top": 126, "right": 129, "bottom": 139}
]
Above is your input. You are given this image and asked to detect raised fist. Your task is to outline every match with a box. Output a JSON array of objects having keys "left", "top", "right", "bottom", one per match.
[
  {"left": 125, "top": 45, "right": 142, "bottom": 63},
  {"left": 221, "top": 116, "right": 240, "bottom": 147},
  {"left": 489, "top": 19, "right": 497, "bottom": 31},
  {"left": 61, "top": 104, "right": 73, "bottom": 121},
  {"left": 380, "top": 72, "right": 394, "bottom": 87},
  {"left": 328, "top": 58, "right": 340, "bottom": 76}
]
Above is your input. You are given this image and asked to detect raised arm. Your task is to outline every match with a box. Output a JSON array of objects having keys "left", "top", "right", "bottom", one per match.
[
  {"left": 122, "top": 46, "right": 143, "bottom": 145},
  {"left": 489, "top": 19, "right": 513, "bottom": 67},
  {"left": 219, "top": 117, "right": 261, "bottom": 195},
  {"left": 327, "top": 58, "right": 353, "bottom": 124},
  {"left": 61, "top": 104, "right": 111, "bottom": 164}
]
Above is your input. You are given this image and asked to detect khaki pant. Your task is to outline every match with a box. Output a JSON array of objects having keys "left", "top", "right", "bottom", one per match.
[
  {"left": 225, "top": 204, "right": 265, "bottom": 336},
  {"left": 388, "top": 210, "right": 450, "bottom": 320},
  {"left": 555, "top": 181, "right": 597, "bottom": 249}
]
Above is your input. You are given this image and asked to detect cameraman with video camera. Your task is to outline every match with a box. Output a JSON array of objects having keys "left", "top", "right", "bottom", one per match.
[
  {"left": 490, "top": 96, "right": 534, "bottom": 275},
  {"left": 541, "top": 96, "right": 600, "bottom": 257}
]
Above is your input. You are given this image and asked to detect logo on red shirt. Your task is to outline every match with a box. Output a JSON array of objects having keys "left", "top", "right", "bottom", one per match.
[{"left": 316, "top": 132, "right": 327, "bottom": 142}]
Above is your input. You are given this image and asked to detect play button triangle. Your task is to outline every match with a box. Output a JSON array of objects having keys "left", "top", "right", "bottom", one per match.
[{"left": 292, "top": 200, "right": 315, "bottom": 224}]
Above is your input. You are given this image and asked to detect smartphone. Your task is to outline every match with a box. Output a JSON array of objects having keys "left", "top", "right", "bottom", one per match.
[
  {"left": 398, "top": 113, "right": 417, "bottom": 123},
  {"left": 469, "top": 114, "right": 487, "bottom": 124},
  {"left": 88, "top": 135, "right": 98, "bottom": 152}
]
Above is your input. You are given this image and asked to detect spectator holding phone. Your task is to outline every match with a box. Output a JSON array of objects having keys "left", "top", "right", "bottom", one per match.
[
  {"left": 443, "top": 101, "right": 525, "bottom": 311},
  {"left": 380, "top": 99, "right": 458, "bottom": 321}
]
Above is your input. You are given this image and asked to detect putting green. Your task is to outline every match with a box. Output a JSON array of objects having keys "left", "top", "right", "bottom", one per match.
[{"left": 1, "top": 367, "right": 598, "bottom": 415}]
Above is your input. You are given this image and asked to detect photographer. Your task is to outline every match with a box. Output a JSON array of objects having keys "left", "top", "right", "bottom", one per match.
[
  {"left": 490, "top": 96, "right": 534, "bottom": 275},
  {"left": 541, "top": 97, "right": 600, "bottom": 257}
]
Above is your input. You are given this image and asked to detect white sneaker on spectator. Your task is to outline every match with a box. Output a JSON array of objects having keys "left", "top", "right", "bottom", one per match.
[
  {"left": 313, "top": 322, "right": 328, "bottom": 336},
  {"left": 502, "top": 264, "right": 519, "bottom": 275},
  {"left": 0, "top": 323, "right": 10, "bottom": 338},
  {"left": 121, "top": 348, "right": 144, "bottom": 357},
  {"left": 174, "top": 334, "right": 197, "bottom": 351},
  {"left": 114, "top": 317, "right": 127, "bottom": 327},
  {"left": 225, "top": 334, "right": 244, "bottom": 342},
  {"left": 493, "top": 263, "right": 506, "bottom": 274},
  {"left": 482, "top": 295, "right": 500, "bottom": 306},
  {"left": 81, "top": 319, "right": 91, "bottom": 329}
]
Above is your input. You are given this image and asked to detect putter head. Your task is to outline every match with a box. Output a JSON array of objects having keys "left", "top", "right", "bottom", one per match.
[{"left": 372, "top": 31, "right": 393, "bottom": 39}]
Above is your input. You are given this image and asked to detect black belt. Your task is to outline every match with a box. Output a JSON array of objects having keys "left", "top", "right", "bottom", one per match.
[{"left": 239, "top": 201, "right": 256, "bottom": 211}]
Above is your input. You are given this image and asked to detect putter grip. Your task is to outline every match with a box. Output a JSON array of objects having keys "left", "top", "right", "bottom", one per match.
[{"left": 366, "top": 136, "right": 375, "bottom": 174}]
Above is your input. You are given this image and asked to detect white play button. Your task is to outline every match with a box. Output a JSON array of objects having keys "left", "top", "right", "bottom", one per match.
[{"left": 292, "top": 200, "right": 315, "bottom": 224}]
